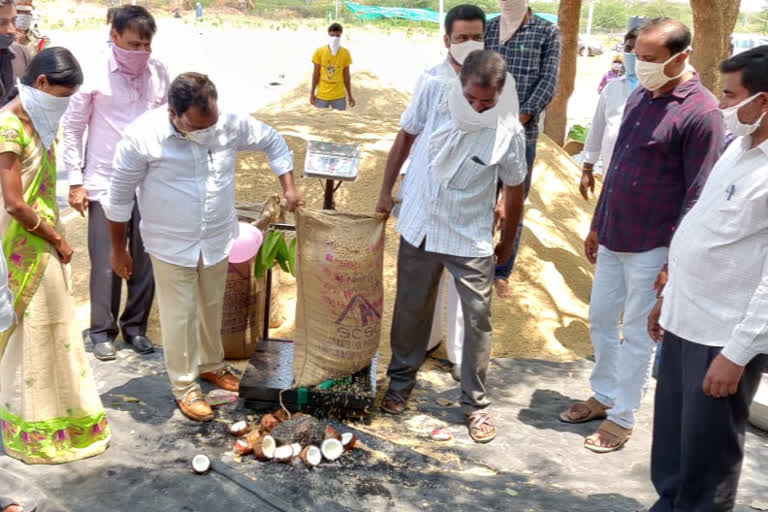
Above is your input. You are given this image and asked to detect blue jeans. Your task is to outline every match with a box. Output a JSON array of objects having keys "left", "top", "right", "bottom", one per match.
[
  {"left": 494, "top": 140, "right": 537, "bottom": 279},
  {"left": 315, "top": 97, "right": 346, "bottom": 110}
]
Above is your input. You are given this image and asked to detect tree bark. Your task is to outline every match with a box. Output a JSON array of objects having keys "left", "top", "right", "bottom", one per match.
[
  {"left": 543, "top": 0, "right": 581, "bottom": 146},
  {"left": 689, "top": 0, "right": 741, "bottom": 94}
]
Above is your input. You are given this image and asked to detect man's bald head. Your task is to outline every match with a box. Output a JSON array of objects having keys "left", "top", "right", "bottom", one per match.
[{"left": 639, "top": 17, "right": 691, "bottom": 57}]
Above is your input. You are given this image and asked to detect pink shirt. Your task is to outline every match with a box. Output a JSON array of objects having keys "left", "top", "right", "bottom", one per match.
[{"left": 61, "top": 48, "right": 169, "bottom": 202}]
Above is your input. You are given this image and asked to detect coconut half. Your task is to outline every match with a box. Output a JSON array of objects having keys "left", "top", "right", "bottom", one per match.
[
  {"left": 274, "top": 444, "right": 294, "bottom": 463},
  {"left": 300, "top": 445, "right": 322, "bottom": 468},
  {"left": 234, "top": 439, "right": 252, "bottom": 456},
  {"left": 260, "top": 435, "right": 276, "bottom": 460},
  {"left": 341, "top": 432, "right": 357, "bottom": 451},
  {"left": 191, "top": 454, "right": 211, "bottom": 474},
  {"left": 321, "top": 438, "right": 344, "bottom": 462},
  {"left": 290, "top": 443, "right": 302, "bottom": 458},
  {"left": 229, "top": 420, "right": 251, "bottom": 437}
]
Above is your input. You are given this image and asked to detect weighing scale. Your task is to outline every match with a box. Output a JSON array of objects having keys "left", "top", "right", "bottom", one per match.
[{"left": 238, "top": 141, "right": 378, "bottom": 419}]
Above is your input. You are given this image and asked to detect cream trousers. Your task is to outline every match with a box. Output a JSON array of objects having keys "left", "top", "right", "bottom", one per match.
[{"left": 151, "top": 255, "right": 228, "bottom": 399}]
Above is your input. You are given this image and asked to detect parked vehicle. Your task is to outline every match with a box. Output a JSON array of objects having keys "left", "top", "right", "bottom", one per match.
[
  {"left": 578, "top": 35, "right": 604, "bottom": 57},
  {"left": 731, "top": 33, "right": 768, "bottom": 56}
]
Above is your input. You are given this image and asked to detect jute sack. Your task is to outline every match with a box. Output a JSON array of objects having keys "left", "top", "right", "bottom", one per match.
[
  {"left": 221, "top": 195, "right": 283, "bottom": 359},
  {"left": 220, "top": 258, "right": 266, "bottom": 360},
  {"left": 292, "top": 208, "right": 385, "bottom": 388}
]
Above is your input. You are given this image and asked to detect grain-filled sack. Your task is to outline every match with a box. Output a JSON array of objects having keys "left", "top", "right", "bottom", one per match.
[{"left": 293, "top": 208, "right": 385, "bottom": 388}]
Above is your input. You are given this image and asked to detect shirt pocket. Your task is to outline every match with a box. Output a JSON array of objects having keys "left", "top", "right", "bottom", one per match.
[
  {"left": 448, "top": 136, "right": 494, "bottom": 190},
  {"left": 448, "top": 156, "right": 492, "bottom": 190}
]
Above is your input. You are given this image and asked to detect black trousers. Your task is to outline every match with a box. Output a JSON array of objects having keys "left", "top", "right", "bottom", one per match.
[
  {"left": 87, "top": 200, "right": 155, "bottom": 343},
  {"left": 650, "top": 330, "right": 767, "bottom": 512}
]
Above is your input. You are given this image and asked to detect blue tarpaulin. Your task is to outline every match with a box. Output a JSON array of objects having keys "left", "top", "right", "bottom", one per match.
[{"left": 344, "top": 2, "right": 558, "bottom": 25}]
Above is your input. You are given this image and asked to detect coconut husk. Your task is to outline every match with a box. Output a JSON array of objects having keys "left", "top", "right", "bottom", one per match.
[{"left": 270, "top": 415, "right": 325, "bottom": 446}]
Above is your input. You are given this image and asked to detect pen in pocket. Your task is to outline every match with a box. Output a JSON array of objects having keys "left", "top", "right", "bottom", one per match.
[{"left": 471, "top": 155, "right": 486, "bottom": 166}]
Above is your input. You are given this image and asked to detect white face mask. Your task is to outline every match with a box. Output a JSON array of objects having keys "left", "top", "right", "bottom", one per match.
[
  {"left": 15, "top": 14, "right": 33, "bottom": 31},
  {"left": 449, "top": 40, "right": 484, "bottom": 66},
  {"left": 185, "top": 124, "right": 218, "bottom": 146},
  {"left": 721, "top": 93, "right": 767, "bottom": 137},
  {"left": 328, "top": 36, "right": 341, "bottom": 56},
  {"left": 17, "top": 81, "right": 71, "bottom": 150},
  {"left": 498, "top": 0, "right": 528, "bottom": 44},
  {"left": 635, "top": 50, "right": 689, "bottom": 92}
]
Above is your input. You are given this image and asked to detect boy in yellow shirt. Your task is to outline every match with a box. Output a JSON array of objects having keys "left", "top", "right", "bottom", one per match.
[{"left": 310, "top": 23, "right": 355, "bottom": 110}]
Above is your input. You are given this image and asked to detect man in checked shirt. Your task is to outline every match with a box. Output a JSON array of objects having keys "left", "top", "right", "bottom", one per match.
[
  {"left": 485, "top": 0, "right": 561, "bottom": 297},
  {"left": 559, "top": 18, "right": 725, "bottom": 453}
]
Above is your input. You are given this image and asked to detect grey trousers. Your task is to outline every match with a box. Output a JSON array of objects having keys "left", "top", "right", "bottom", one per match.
[
  {"left": 386, "top": 238, "right": 494, "bottom": 415},
  {"left": 87, "top": 200, "right": 155, "bottom": 343},
  {"left": 651, "top": 331, "right": 768, "bottom": 512}
]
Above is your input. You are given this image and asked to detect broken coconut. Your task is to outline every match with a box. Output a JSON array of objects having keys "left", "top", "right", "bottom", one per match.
[
  {"left": 229, "top": 420, "right": 251, "bottom": 437},
  {"left": 271, "top": 415, "right": 325, "bottom": 446},
  {"left": 259, "top": 414, "right": 279, "bottom": 433},
  {"left": 321, "top": 438, "right": 343, "bottom": 462},
  {"left": 254, "top": 435, "right": 276, "bottom": 461},
  {"left": 273, "top": 444, "right": 294, "bottom": 463},
  {"left": 244, "top": 429, "right": 263, "bottom": 450},
  {"left": 324, "top": 425, "right": 342, "bottom": 441},
  {"left": 290, "top": 443, "right": 302, "bottom": 458},
  {"left": 300, "top": 445, "right": 322, "bottom": 468},
  {"left": 234, "top": 439, "right": 252, "bottom": 456},
  {"left": 191, "top": 454, "right": 211, "bottom": 474},
  {"left": 341, "top": 432, "right": 356, "bottom": 451}
]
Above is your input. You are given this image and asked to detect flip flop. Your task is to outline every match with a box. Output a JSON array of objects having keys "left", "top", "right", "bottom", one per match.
[
  {"left": 584, "top": 420, "right": 632, "bottom": 453},
  {"left": 559, "top": 397, "right": 610, "bottom": 424}
]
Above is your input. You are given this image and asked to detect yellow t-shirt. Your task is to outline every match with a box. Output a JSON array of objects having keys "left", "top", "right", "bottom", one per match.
[{"left": 312, "top": 46, "right": 352, "bottom": 101}]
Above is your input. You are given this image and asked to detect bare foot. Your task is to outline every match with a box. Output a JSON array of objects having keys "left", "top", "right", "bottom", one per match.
[
  {"left": 3, "top": 505, "right": 23, "bottom": 512},
  {"left": 494, "top": 278, "right": 512, "bottom": 299}
]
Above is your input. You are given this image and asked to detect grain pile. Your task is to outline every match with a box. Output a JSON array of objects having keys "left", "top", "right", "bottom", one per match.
[{"left": 235, "top": 71, "right": 597, "bottom": 370}]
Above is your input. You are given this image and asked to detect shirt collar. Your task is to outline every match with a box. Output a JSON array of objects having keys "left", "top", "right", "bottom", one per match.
[
  {"left": 166, "top": 117, "right": 185, "bottom": 140},
  {"left": 641, "top": 74, "right": 703, "bottom": 101},
  {"left": 752, "top": 136, "right": 768, "bottom": 157}
]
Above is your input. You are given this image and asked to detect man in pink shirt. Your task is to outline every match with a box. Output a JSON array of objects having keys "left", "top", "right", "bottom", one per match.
[{"left": 61, "top": 5, "right": 169, "bottom": 361}]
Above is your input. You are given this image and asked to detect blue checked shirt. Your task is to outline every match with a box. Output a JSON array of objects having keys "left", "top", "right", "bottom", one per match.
[{"left": 485, "top": 12, "right": 561, "bottom": 142}]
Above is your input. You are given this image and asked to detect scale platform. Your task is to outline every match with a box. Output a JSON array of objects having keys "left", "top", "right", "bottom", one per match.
[
  {"left": 239, "top": 340, "right": 377, "bottom": 419},
  {"left": 303, "top": 140, "right": 360, "bottom": 182}
]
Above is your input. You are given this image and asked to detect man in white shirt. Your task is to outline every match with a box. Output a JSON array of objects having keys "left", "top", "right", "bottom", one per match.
[
  {"left": 409, "top": 4, "right": 488, "bottom": 381},
  {"left": 579, "top": 27, "right": 639, "bottom": 199},
  {"left": 106, "top": 73, "right": 304, "bottom": 422},
  {"left": 61, "top": 5, "right": 170, "bottom": 361},
  {"left": 647, "top": 46, "right": 768, "bottom": 511},
  {"left": 376, "top": 50, "right": 527, "bottom": 443}
]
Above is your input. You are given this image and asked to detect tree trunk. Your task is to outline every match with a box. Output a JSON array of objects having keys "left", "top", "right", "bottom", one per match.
[
  {"left": 689, "top": 0, "right": 741, "bottom": 94},
  {"left": 543, "top": 0, "right": 581, "bottom": 146}
]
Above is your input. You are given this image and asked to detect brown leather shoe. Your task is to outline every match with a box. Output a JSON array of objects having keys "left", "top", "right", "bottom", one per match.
[
  {"left": 177, "top": 390, "right": 214, "bottom": 422},
  {"left": 200, "top": 367, "right": 240, "bottom": 392}
]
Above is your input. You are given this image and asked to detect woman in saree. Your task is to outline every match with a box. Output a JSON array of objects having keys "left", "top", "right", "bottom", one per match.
[{"left": 0, "top": 47, "right": 110, "bottom": 464}]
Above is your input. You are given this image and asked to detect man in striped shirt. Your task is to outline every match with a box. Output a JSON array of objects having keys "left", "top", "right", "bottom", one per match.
[{"left": 376, "top": 50, "right": 527, "bottom": 443}]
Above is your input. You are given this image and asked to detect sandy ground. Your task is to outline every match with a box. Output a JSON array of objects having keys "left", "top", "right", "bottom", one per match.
[{"left": 48, "top": 11, "right": 614, "bottom": 372}]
